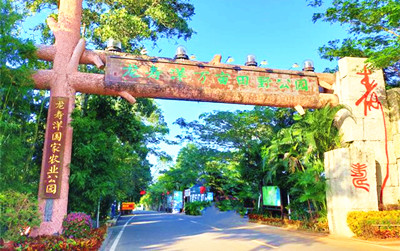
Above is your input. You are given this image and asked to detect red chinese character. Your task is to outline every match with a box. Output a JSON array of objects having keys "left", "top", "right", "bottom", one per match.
[
  {"left": 351, "top": 163, "right": 370, "bottom": 192},
  {"left": 355, "top": 65, "right": 381, "bottom": 116}
]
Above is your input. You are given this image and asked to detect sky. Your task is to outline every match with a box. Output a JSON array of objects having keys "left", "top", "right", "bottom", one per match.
[{"left": 22, "top": 0, "right": 348, "bottom": 177}]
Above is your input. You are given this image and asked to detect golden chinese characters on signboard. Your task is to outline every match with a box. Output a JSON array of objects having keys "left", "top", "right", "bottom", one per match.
[
  {"left": 105, "top": 56, "right": 321, "bottom": 108},
  {"left": 40, "top": 97, "right": 69, "bottom": 199}
]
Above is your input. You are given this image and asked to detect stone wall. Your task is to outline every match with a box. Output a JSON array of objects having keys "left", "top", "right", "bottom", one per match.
[
  {"left": 325, "top": 146, "right": 378, "bottom": 236},
  {"left": 387, "top": 88, "right": 400, "bottom": 205},
  {"left": 325, "top": 57, "right": 400, "bottom": 237}
]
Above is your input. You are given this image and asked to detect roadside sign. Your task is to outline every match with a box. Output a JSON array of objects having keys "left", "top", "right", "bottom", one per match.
[
  {"left": 121, "top": 202, "right": 135, "bottom": 211},
  {"left": 262, "top": 186, "right": 281, "bottom": 206}
]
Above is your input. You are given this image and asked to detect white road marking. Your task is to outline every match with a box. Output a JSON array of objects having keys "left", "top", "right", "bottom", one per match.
[
  {"left": 189, "top": 220, "right": 222, "bottom": 231},
  {"left": 251, "top": 239, "right": 278, "bottom": 249},
  {"left": 110, "top": 216, "right": 135, "bottom": 251}
]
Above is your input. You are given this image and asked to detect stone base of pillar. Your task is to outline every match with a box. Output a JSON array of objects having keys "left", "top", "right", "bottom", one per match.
[{"left": 325, "top": 146, "right": 378, "bottom": 237}]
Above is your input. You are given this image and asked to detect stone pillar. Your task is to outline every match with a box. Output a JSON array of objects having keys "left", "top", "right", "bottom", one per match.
[
  {"left": 387, "top": 88, "right": 400, "bottom": 205},
  {"left": 325, "top": 146, "right": 378, "bottom": 237},
  {"left": 325, "top": 57, "right": 399, "bottom": 237},
  {"left": 333, "top": 57, "right": 398, "bottom": 204}
]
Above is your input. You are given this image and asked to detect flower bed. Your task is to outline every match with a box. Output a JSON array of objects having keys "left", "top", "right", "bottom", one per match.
[
  {"left": 1, "top": 225, "right": 107, "bottom": 251},
  {"left": 347, "top": 210, "right": 400, "bottom": 239},
  {"left": 248, "top": 213, "right": 329, "bottom": 233}
]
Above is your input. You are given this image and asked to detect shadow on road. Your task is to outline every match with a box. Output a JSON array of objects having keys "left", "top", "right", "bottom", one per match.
[{"left": 112, "top": 207, "right": 344, "bottom": 251}]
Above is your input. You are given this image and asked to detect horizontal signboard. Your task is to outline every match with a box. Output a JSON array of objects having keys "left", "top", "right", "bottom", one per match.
[
  {"left": 121, "top": 202, "right": 135, "bottom": 211},
  {"left": 105, "top": 56, "right": 321, "bottom": 108}
]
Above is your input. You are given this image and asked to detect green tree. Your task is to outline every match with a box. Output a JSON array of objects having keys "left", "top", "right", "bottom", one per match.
[
  {"left": 25, "top": 0, "right": 195, "bottom": 51},
  {"left": 0, "top": 0, "right": 45, "bottom": 194},
  {"left": 68, "top": 95, "right": 167, "bottom": 217},
  {"left": 262, "top": 106, "right": 342, "bottom": 219},
  {"left": 175, "top": 107, "right": 292, "bottom": 205},
  {"left": 308, "top": 0, "right": 400, "bottom": 86},
  {"left": 5, "top": 0, "right": 195, "bottom": 219}
]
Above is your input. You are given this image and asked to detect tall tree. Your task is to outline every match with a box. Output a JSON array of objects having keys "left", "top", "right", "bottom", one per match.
[
  {"left": 262, "top": 106, "right": 343, "bottom": 219},
  {"left": 0, "top": 0, "right": 45, "bottom": 194},
  {"left": 7, "top": 0, "right": 196, "bottom": 218},
  {"left": 308, "top": 0, "right": 400, "bottom": 87},
  {"left": 68, "top": 95, "right": 165, "bottom": 215}
]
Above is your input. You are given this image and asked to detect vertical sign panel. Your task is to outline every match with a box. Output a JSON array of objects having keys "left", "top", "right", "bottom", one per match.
[
  {"left": 262, "top": 186, "right": 281, "bottom": 206},
  {"left": 173, "top": 191, "right": 183, "bottom": 213},
  {"left": 40, "top": 97, "right": 69, "bottom": 199}
]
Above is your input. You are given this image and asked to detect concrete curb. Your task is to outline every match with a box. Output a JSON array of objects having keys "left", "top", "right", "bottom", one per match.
[{"left": 99, "top": 215, "right": 121, "bottom": 251}]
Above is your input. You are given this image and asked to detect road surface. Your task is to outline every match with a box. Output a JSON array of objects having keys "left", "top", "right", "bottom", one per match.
[{"left": 101, "top": 208, "right": 399, "bottom": 251}]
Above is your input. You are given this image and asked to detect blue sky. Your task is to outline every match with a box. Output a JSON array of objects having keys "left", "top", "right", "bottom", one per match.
[{"left": 22, "top": 0, "right": 348, "bottom": 176}]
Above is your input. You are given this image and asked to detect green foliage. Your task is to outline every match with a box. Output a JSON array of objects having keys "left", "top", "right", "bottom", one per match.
[
  {"left": 148, "top": 105, "right": 339, "bottom": 222},
  {"left": 24, "top": 0, "right": 195, "bottom": 51},
  {"left": 215, "top": 200, "right": 246, "bottom": 216},
  {"left": 0, "top": 0, "right": 45, "bottom": 194},
  {"left": 262, "top": 106, "right": 342, "bottom": 219},
  {"left": 0, "top": 191, "right": 41, "bottom": 242},
  {"left": 184, "top": 201, "right": 211, "bottom": 216},
  {"left": 248, "top": 213, "right": 329, "bottom": 233},
  {"left": 308, "top": 0, "right": 400, "bottom": 87},
  {"left": 17, "top": 225, "right": 107, "bottom": 250},
  {"left": 174, "top": 107, "right": 282, "bottom": 202},
  {"left": 69, "top": 95, "right": 166, "bottom": 218},
  {"left": 62, "top": 212, "right": 93, "bottom": 239},
  {"left": 347, "top": 210, "right": 400, "bottom": 238}
]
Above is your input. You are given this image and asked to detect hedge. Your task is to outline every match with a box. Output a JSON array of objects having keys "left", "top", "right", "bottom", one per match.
[
  {"left": 347, "top": 210, "right": 400, "bottom": 239},
  {"left": 248, "top": 214, "right": 329, "bottom": 233}
]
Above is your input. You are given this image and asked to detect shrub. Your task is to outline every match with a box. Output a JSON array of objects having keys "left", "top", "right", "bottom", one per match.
[
  {"left": 17, "top": 225, "right": 107, "bottom": 250},
  {"left": 216, "top": 200, "right": 247, "bottom": 216},
  {"left": 184, "top": 201, "right": 211, "bottom": 216},
  {"left": 248, "top": 213, "right": 329, "bottom": 233},
  {"left": 0, "top": 190, "right": 41, "bottom": 242},
  {"left": 347, "top": 210, "right": 400, "bottom": 238},
  {"left": 62, "top": 212, "right": 93, "bottom": 239}
]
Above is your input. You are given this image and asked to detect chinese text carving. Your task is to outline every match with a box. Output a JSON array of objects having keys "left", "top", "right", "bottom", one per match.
[{"left": 351, "top": 163, "right": 370, "bottom": 192}]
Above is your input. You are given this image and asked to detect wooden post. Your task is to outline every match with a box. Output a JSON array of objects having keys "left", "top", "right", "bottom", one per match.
[{"left": 34, "top": 0, "right": 83, "bottom": 235}]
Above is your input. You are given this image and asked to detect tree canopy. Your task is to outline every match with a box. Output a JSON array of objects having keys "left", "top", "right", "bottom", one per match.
[
  {"left": 0, "top": 0, "right": 44, "bottom": 194},
  {"left": 308, "top": 0, "right": 400, "bottom": 86},
  {"left": 25, "top": 0, "right": 195, "bottom": 51},
  {"left": 142, "top": 106, "right": 341, "bottom": 220}
]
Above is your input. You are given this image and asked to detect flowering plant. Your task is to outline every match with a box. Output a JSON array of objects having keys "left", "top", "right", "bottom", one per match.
[{"left": 62, "top": 212, "right": 92, "bottom": 238}]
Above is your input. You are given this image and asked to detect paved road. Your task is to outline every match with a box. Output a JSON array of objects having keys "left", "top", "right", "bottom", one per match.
[{"left": 101, "top": 208, "right": 399, "bottom": 251}]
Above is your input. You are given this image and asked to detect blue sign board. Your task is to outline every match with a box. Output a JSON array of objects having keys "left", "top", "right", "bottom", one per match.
[{"left": 173, "top": 191, "right": 183, "bottom": 213}]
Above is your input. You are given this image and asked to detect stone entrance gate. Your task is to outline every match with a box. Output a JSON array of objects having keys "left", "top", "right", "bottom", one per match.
[{"left": 325, "top": 57, "right": 400, "bottom": 236}]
